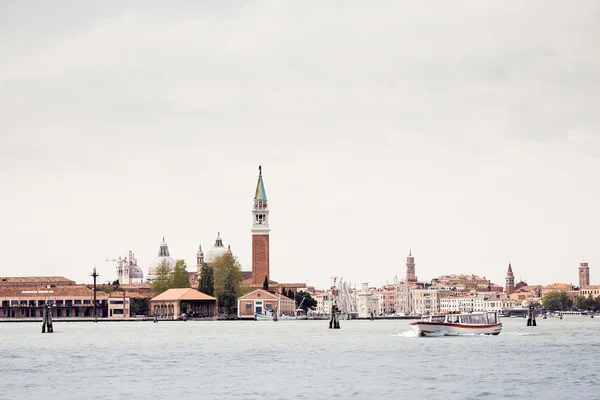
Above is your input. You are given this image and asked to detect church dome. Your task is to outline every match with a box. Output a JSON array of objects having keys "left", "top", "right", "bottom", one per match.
[
  {"left": 130, "top": 264, "right": 144, "bottom": 279},
  {"left": 207, "top": 232, "right": 228, "bottom": 263},
  {"left": 148, "top": 237, "right": 176, "bottom": 279}
]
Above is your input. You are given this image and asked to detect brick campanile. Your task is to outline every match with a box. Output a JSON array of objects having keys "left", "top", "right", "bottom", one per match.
[
  {"left": 251, "top": 166, "right": 270, "bottom": 285},
  {"left": 579, "top": 261, "right": 590, "bottom": 288},
  {"left": 406, "top": 250, "right": 417, "bottom": 283},
  {"left": 505, "top": 263, "right": 515, "bottom": 295}
]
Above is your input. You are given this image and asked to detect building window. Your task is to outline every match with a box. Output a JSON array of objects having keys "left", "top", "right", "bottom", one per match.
[
  {"left": 266, "top": 304, "right": 272, "bottom": 310},
  {"left": 110, "top": 300, "right": 124, "bottom": 305},
  {"left": 113, "top": 309, "right": 124, "bottom": 315},
  {"left": 246, "top": 303, "right": 252, "bottom": 311},
  {"left": 74, "top": 300, "right": 81, "bottom": 305},
  {"left": 83, "top": 300, "right": 91, "bottom": 305}
]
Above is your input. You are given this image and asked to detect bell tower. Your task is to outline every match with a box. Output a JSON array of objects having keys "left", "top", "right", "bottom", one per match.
[
  {"left": 252, "top": 165, "right": 270, "bottom": 284},
  {"left": 406, "top": 250, "right": 416, "bottom": 283},
  {"left": 196, "top": 244, "right": 204, "bottom": 274},
  {"left": 505, "top": 263, "right": 515, "bottom": 295},
  {"left": 579, "top": 261, "right": 590, "bottom": 287}
]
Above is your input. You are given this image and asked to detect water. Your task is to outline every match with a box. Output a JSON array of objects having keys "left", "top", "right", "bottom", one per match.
[{"left": 1, "top": 317, "right": 598, "bottom": 399}]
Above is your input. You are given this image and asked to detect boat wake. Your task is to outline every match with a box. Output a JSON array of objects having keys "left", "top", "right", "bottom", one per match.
[{"left": 393, "top": 330, "right": 419, "bottom": 338}]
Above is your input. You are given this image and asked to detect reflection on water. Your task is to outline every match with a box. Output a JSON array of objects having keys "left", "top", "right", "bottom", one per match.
[{"left": 1, "top": 318, "right": 599, "bottom": 400}]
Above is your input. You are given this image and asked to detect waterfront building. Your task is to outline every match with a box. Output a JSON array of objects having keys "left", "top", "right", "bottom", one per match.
[
  {"left": 0, "top": 276, "right": 110, "bottom": 318},
  {"left": 150, "top": 288, "right": 216, "bottom": 319},
  {"left": 147, "top": 237, "right": 176, "bottom": 283},
  {"left": 115, "top": 250, "right": 144, "bottom": 285},
  {"left": 237, "top": 289, "right": 295, "bottom": 318},
  {"left": 541, "top": 283, "right": 574, "bottom": 296},
  {"left": 356, "top": 283, "right": 378, "bottom": 318},
  {"left": 580, "top": 285, "right": 600, "bottom": 297},
  {"left": 431, "top": 275, "right": 493, "bottom": 292},
  {"left": 108, "top": 291, "right": 131, "bottom": 318},
  {"left": 509, "top": 286, "right": 542, "bottom": 302},
  {"left": 312, "top": 290, "right": 331, "bottom": 316},
  {"left": 579, "top": 261, "right": 590, "bottom": 288},
  {"left": 505, "top": 263, "right": 515, "bottom": 296},
  {"left": 373, "top": 289, "right": 396, "bottom": 315},
  {"left": 411, "top": 289, "right": 445, "bottom": 316}
]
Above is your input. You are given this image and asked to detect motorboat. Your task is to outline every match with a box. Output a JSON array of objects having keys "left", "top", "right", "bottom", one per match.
[
  {"left": 254, "top": 308, "right": 308, "bottom": 321},
  {"left": 410, "top": 311, "right": 502, "bottom": 337}
]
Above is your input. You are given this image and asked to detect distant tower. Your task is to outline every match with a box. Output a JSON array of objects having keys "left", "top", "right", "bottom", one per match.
[
  {"left": 406, "top": 250, "right": 416, "bottom": 283},
  {"left": 196, "top": 244, "right": 204, "bottom": 274},
  {"left": 579, "top": 261, "right": 590, "bottom": 287},
  {"left": 505, "top": 263, "right": 515, "bottom": 295},
  {"left": 252, "top": 165, "right": 270, "bottom": 285}
]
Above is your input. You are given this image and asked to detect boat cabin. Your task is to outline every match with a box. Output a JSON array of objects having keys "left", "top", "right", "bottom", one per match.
[{"left": 421, "top": 312, "right": 499, "bottom": 325}]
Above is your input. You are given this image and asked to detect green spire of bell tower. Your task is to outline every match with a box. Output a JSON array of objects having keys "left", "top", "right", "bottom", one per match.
[{"left": 254, "top": 165, "right": 267, "bottom": 201}]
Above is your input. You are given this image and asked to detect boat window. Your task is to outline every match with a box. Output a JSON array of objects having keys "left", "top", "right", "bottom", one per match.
[
  {"left": 431, "top": 316, "right": 444, "bottom": 323},
  {"left": 447, "top": 315, "right": 458, "bottom": 323}
]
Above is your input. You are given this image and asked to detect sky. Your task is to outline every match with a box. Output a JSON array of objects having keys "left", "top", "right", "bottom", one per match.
[{"left": 1, "top": 1, "right": 599, "bottom": 289}]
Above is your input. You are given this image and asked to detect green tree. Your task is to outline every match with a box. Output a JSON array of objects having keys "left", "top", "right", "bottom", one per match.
[
  {"left": 212, "top": 252, "right": 244, "bottom": 315},
  {"left": 173, "top": 259, "right": 191, "bottom": 288},
  {"left": 262, "top": 276, "right": 269, "bottom": 291},
  {"left": 294, "top": 290, "right": 318, "bottom": 311},
  {"left": 151, "top": 261, "right": 173, "bottom": 296},
  {"left": 542, "top": 291, "right": 573, "bottom": 311},
  {"left": 281, "top": 286, "right": 286, "bottom": 296},
  {"left": 198, "top": 263, "right": 214, "bottom": 296},
  {"left": 130, "top": 297, "right": 146, "bottom": 316},
  {"left": 577, "top": 294, "right": 598, "bottom": 311}
]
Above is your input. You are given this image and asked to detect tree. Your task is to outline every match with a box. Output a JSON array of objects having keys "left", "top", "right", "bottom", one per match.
[
  {"left": 151, "top": 261, "right": 173, "bottom": 296},
  {"left": 577, "top": 294, "right": 599, "bottom": 311},
  {"left": 130, "top": 297, "right": 145, "bottom": 316},
  {"left": 198, "top": 263, "right": 214, "bottom": 296},
  {"left": 542, "top": 291, "right": 573, "bottom": 311},
  {"left": 281, "top": 286, "right": 286, "bottom": 296},
  {"left": 173, "top": 259, "right": 191, "bottom": 288},
  {"left": 262, "top": 276, "right": 269, "bottom": 291},
  {"left": 287, "top": 289, "right": 295, "bottom": 299},
  {"left": 294, "top": 290, "right": 318, "bottom": 311},
  {"left": 212, "top": 252, "right": 244, "bottom": 315}
]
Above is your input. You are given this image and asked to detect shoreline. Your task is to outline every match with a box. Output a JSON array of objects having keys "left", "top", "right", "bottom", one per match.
[{"left": 0, "top": 316, "right": 421, "bottom": 323}]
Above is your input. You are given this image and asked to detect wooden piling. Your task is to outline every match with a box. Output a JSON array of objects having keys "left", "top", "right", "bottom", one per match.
[{"left": 329, "top": 305, "right": 340, "bottom": 329}]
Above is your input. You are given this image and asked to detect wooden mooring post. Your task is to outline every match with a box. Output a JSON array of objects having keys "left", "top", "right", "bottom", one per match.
[
  {"left": 42, "top": 304, "right": 53, "bottom": 333},
  {"left": 526, "top": 303, "right": 536, "bottom": 326},
  {"left": 329, "top": 305, "right": 340, "bottom": 329}
]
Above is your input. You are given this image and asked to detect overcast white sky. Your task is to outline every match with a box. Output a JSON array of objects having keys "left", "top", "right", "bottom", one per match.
[{"left": 1, "top": 1, "right": 599, "bottom": 289}]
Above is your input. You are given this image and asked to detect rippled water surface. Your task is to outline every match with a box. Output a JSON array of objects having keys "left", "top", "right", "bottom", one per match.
[{"left": 1, "top": 317, "right": 599, "bottom": 399}]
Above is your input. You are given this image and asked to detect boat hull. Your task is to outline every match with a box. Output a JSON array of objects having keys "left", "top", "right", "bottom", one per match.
[{"left": 410, "top": 321, "right": 502, "bottom": 337}]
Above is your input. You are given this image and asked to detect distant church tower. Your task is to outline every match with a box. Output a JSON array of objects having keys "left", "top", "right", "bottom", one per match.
[
  {"left": 196, "top": 244, "right": 204, "bottom": 274},
  {"left": 505, "top": 263, "right": 515, "bottom": 295},
  {"left": 406, "top": 251, "right": 416, "bottom": 283},
  {"left": 579, "top": 261, "right": 590, "bottom": 287},
  {"left": 252, "top": 166, "right": 270, "bottom": 285}
]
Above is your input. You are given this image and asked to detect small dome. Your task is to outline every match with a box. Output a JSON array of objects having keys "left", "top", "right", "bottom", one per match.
[
  {"left": 148, "top": 237, "right": 176, "bottom": 279},
  {"left": 207, "top": 232, "right": 229, "bottom": 263},
  {"left": 130, "top": 264, "right": 144, "bottom": 279}
]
